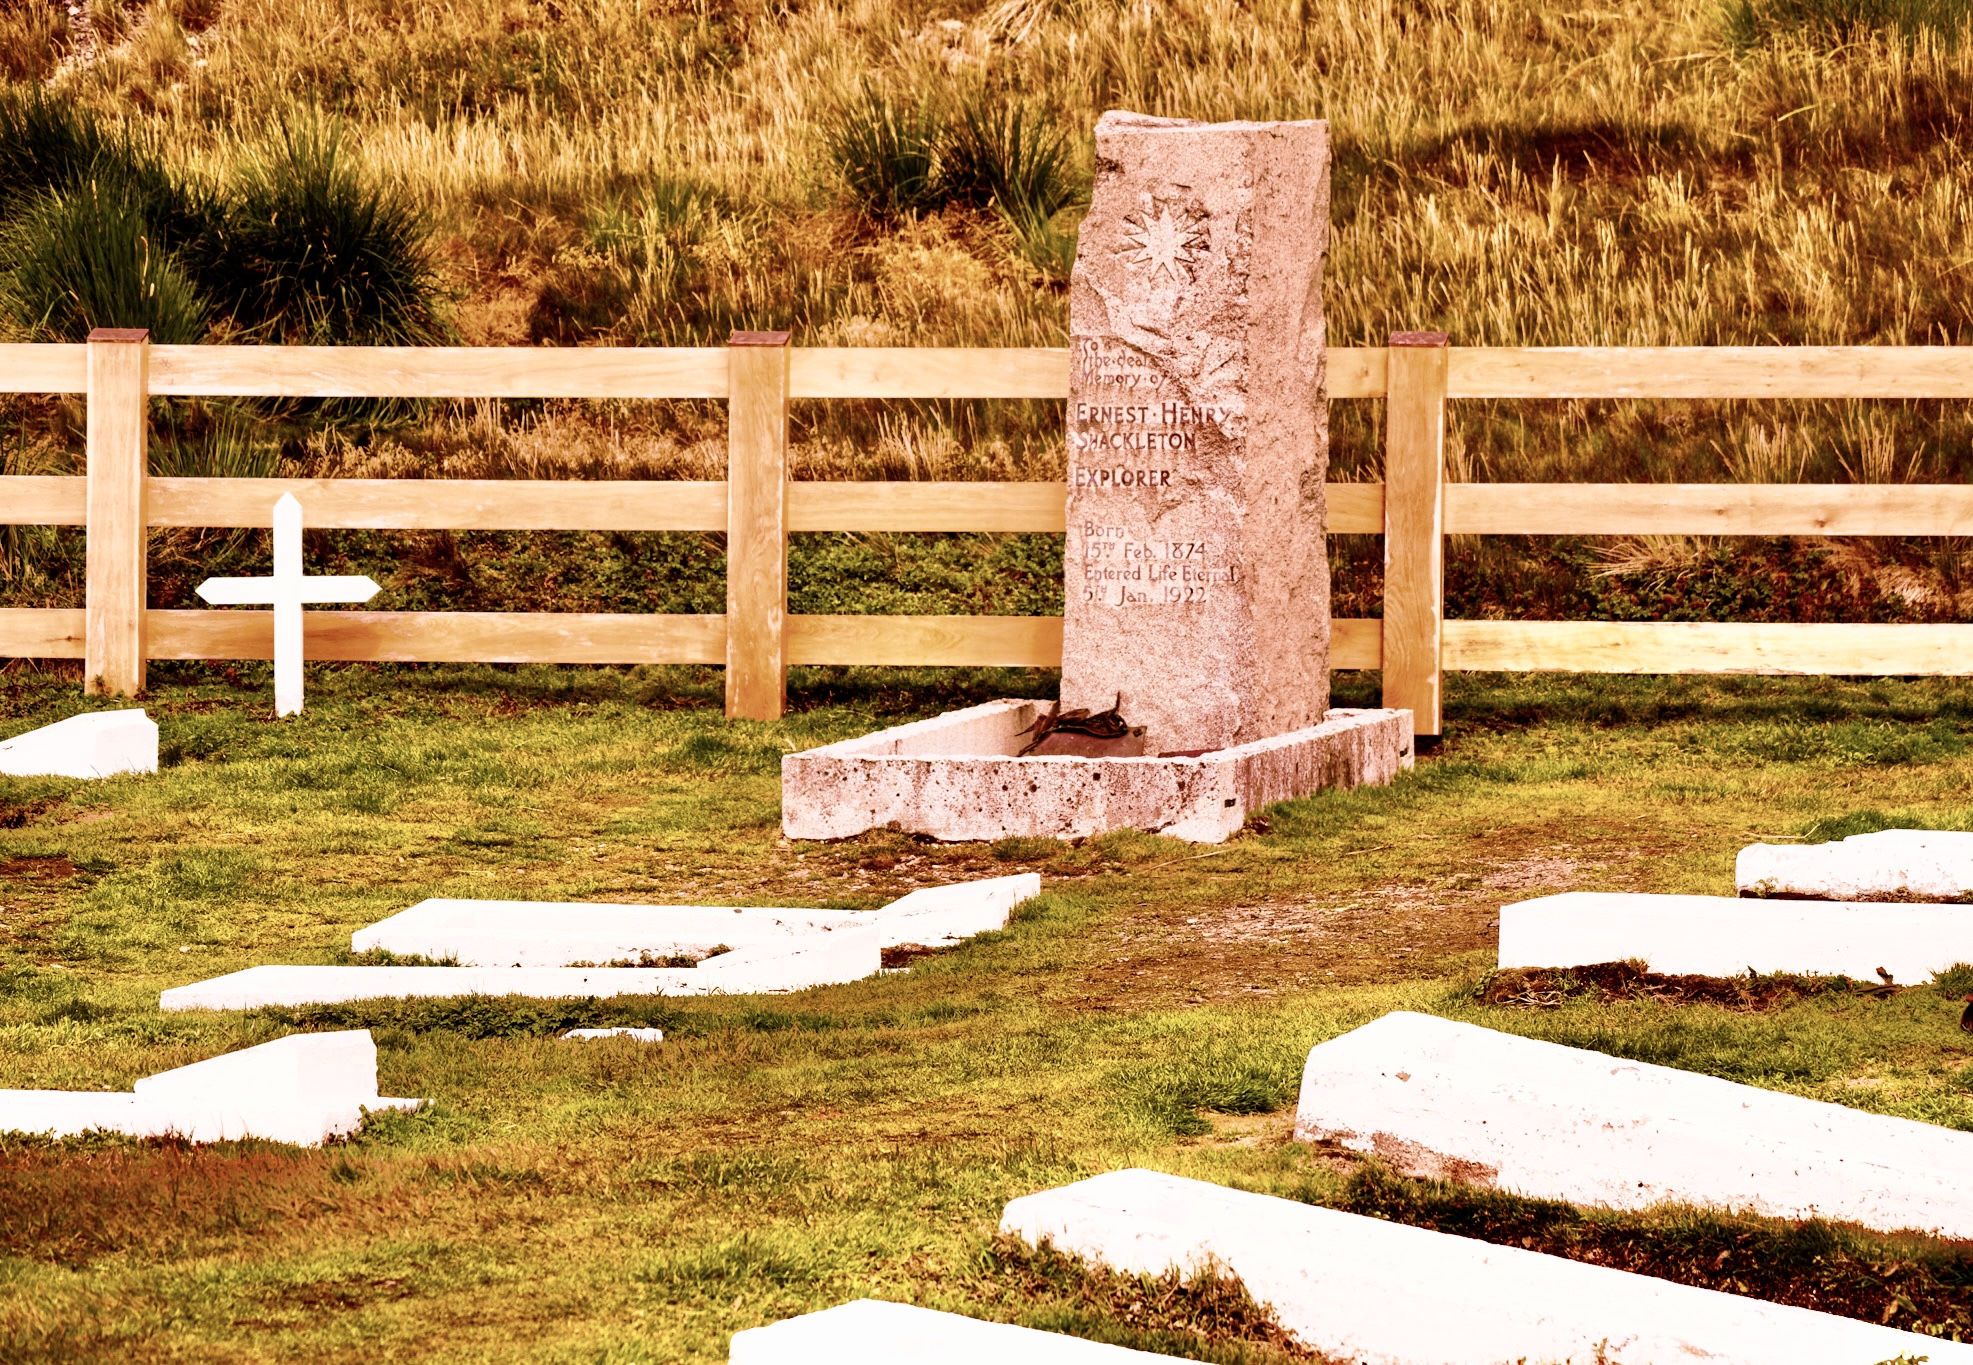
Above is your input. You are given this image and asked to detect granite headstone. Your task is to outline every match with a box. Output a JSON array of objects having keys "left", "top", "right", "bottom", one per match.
[{"left": 1062, "top": 112, "right": 1332, "bottom": 756}]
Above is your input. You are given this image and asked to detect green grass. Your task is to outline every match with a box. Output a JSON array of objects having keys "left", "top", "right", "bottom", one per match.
[{"left": 1, "top": 667, "right": 1972, "bottom": 1360}]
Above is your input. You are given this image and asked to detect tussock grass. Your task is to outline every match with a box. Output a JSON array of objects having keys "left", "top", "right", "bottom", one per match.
[{"left": 1, "top": 179, "right": 210, "bottom": 343}]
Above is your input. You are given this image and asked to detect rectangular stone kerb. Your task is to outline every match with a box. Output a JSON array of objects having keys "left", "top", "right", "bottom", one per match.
[{"left": 1063, "top": 113, "right": 1332, "bottom": 755}]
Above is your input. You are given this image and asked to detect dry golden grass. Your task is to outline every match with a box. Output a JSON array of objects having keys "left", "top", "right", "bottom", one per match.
[{"left": 13, "top": 0, "right": 1973, "bottom": 617}]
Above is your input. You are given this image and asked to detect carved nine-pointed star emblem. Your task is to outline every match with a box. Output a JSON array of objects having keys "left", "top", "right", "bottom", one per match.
[{"left": 1121, "top": 204, "right": 1204, "bottom": 282}]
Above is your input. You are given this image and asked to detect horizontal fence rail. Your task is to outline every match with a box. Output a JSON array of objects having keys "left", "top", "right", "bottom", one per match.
[
  {"left": 18, "top": 477, "right": 1973, "bottom": 538},
  {"left": 20, "top": 343, "right": 1973, "bottom": 400},
  {"left": 3, "top": 334, "right": 1972, "bottom": 729}
]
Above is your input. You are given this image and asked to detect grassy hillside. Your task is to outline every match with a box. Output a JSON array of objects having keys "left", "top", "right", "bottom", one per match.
[{"left": 7, "top": 0, "right": 1973, "bottom": 626}]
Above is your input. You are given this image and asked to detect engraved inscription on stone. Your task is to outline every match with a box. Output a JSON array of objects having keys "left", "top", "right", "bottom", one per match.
[
  {"left": 1077, "top": 523, "right": 1239, "bottom": 608},
  {"left": 1069, "top": 355, "right": 1247, "bottom": 612},
  {"left": 1061, "top": 111, "right": 1331, "bottom": 754}
]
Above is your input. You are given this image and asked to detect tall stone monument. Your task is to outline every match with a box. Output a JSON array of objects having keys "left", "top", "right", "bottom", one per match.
[
  {"left": 1062, "top": 113, "right": 1331, "bottom": 755},
  {"left": 780, "top": 112, "right": 1410, "bottom": 846}
]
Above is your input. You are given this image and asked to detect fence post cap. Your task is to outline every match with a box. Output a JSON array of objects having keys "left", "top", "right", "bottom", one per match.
[
  {"left": 86, "top": 328, "right": 150, "bottom": 344},
  {"left": 1388, "top": 331, "right": 1449, "bottom": 348},
  {"left": 729, "top": 330, "right": 792, "bottom": 347}
]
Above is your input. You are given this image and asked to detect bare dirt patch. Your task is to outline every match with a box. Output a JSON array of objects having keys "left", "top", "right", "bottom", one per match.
[
  {"left": 0, "top": 856, "right": 76, "bottom": 881},
  {"left": 1479, "top": 856, "right": 1581, "bottom": 892},
  {"left": 0, "top": 797, "right": 59, "bottom": 830},
  {"left": 1074, "top": 891, "right": 1495, "bottom": 1011},
  {"left": 1064, "top": 841, "right": 1656, "bottom": 1011},
  {"left": 1194, "top": 1110, "right": 1297, "bottom": 1149}
]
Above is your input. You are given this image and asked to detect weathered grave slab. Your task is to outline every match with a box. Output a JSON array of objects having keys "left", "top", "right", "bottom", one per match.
[
  {"left": 1062, "top": 113, "right": 1332, "bottom": 755},
  {"left": 867, "top": 872, "right": 1038, "bottom": 942},
  {"left": 356, "top": 900, "right": 856, "bottom": 966},
  {"left": 783, "top": 702, "right": 1410, "bottom": 843},
  {"left": 1499, "top": 889, "right": 1973, "bottom": 981},
  {"left": 0, "top": 708, "right": 156, "bottom": 778},
  {"left": 352, "top": 874, "right": 1038, "bottom": 966},
  {"left": 1001, "top": 1168, "right": 1970, "bottom": 1365},
  {"left": 1739, "top": 828, "right": 1973, "bottom": 901},
  {"left": 0, "top": 1030, "right": 419, "bottom": 1145},
  {"left": 161, "top": 927, "right": 883, "bottom": 1010},
  {"left": 1293, "top": 1011, "right": 1973, "bottom": 1238},
  {"left": 729, "top": 1299, "right": 1184, "bottom": 1363}
]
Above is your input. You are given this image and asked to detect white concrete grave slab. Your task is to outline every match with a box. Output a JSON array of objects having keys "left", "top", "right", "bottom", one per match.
[
  {"left": 869, "top": 872, "right": 1039, "bottom": 945},
  {"left": 196, "top": 493, "right": 379, "bottom": 716},
  {"left": 0, "top": 708, "right": 157, "bottom": 778},
  {"left": 1001, "top": 1168, "right": 1971, "bottom": 1365},
  {"left": 728, "top": 1299, "right": 1184, "bottom": 1364},
  {"left": 1294, "top": 1011, "right": 1973, "bottom": 1239},
  {"left": 1499, "top": 889, "right": 1973, "bottom": 981},
  {"left": 350, "top": 873, "right": 1039, "bottom": 967},
  {"left": 0, "top": 1030, "right": 420, "bottom": 1145},
  {"left": 1740, "top": 827, "right": 1973, "bottom": 901},
  {"left": 161, "top": 925, "right": 885, "bottom": 1010},
  {"left": 355, "top": 900, "right": 856, "bottom": 966}
]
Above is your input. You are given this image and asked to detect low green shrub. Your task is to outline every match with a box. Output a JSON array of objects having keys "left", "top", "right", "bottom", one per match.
[
  {"left": 940, "top": 97, "right": 1077, "bottom": 225},
  {"left": 204, "top": 121, "right": 447, "bottom": 345},
  {"left": 824, "top": 82, "right": 944, "bottom": 220},
  {"left": 0, "top": 180, "right": 210, "bottom": 342}
]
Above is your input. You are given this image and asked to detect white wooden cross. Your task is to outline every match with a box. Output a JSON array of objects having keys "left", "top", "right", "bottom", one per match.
[{"left": 196, "top": 493, "right": 379, "bottom": 717}]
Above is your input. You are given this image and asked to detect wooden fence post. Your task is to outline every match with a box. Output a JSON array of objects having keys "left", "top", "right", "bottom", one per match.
[
  {"left": 1382, "top": 330, "right": 1448, "bottom": 737},
  {"left": 84, "top": 327, "right": 150, "bottom": 697},
  {"left": 725, "top": 330, "right": 791, "bottom": 720}
]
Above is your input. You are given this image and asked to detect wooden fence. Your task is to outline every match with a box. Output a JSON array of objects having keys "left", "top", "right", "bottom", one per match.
[{"left": 6, "top": 328, "right": 1973, "bottom": 734}]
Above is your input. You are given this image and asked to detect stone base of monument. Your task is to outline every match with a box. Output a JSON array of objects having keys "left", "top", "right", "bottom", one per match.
[
  {"left": 1294, "top": 1011, "right": 1973, "bottom": 1239},
  {"left": 782, "top": 701, "right": 1412, "bottom": 844},
  {"left": 1739, "top": 828, "right": 1973, "bottom": 900},
  {"left": 729, "top": 1299, "right": 1182, "bottom": 1363},
  {"left": 1001, "top": 1169, "right": 1969, "bottom": 1365},
  {"left": 1500, "top": 890, "right": 1973, "bottom": 982},
  {"left": 0, "top": 1030, "right": 420, "bottom": 1145}
]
